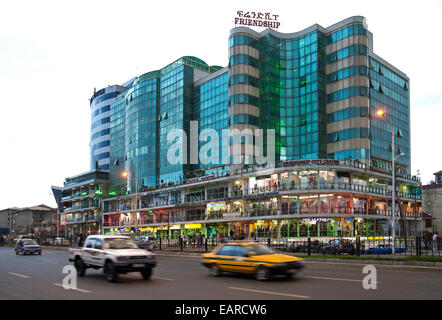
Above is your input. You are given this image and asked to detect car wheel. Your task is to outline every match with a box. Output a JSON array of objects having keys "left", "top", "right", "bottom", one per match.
[
  {"left": 141, "top": 266, "right": 152, "bottom": 280},
  {"left": 210, "top": 264, "right": 221, "bottom": 277},
  {"left": 74, "top": 258, "right": 86, "bottom": 277},
  {"left": 38, "top": 252, "right": 41, "bottom": 255},
  {"left": 104, "top": 261, "right": 118, "bottom": 282},
  {"left": 15, "top": 250, "right": 18, "bottom": 255},
  {"left": 285, "top": 272, "right": 295, "bottom": 279},
  {"left": 256, "top": 266, "right": 270, "bottom": 281}
]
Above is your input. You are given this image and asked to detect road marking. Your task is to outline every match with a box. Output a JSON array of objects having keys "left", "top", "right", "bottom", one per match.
[
  {"left": 8, "top": 272, "right": 31, "bottom": 279},
  {"left": 303, "top": 275, "right": 380, "bottom": 284},
  {"left": 125, "top": 274, "right": 175, "bottom": 281},
  {"left": 52, "top": 283, "right": 91, "bottom": 293},
  {"left": 229, "top": 287, "right": 311, "bottom": 299},
  {"left": 153, "top": 276, "right": 175, "bottom": 281}
]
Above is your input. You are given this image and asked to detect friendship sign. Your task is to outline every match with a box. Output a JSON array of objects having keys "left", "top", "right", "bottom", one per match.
[{"left": 234, "top": 10, "right": 280, "bottom": 29}]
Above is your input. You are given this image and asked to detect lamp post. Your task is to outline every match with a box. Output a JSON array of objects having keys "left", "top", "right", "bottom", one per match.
[
  {"left": 375, "top": 109, "right": 404, "bottom": 255},
  {"left": 122, "top": 171, "right": 138, "bottom": 228}
]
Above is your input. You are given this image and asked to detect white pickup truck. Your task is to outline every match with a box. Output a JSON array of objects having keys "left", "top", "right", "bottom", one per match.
[{"left": 68, "top": 235, "right": 156, "bottom": 282}]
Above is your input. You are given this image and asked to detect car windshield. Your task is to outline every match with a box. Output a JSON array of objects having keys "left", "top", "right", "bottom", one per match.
[
  {"left": 22, "top": 240, "right": 38, "bottom": 245},
  {"left": 105, "top": 238, "right": 138, "bottom": 249},
  {"left": 246, "top": 244, "right": 276, "bottom": 255}
]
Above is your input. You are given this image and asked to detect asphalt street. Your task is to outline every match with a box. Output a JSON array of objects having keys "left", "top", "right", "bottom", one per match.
[{"left": 0, "top": 247, "right": 441, "bottom": 300}]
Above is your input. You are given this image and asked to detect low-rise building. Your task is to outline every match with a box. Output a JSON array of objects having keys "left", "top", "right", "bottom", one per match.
[
  {"left": 422, "top": 170, "right": 442, "bottom": 234},
  {"left": 52, "top": 170, "right": 109, "bottom": 237},
  {"left": 0, "top": 205, "right": 57, "bottom": 238}
]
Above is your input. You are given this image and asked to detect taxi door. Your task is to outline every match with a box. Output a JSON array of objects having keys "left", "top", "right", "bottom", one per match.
[
  {"left": 214, "top": 245, "right": 241, "bottom": 272},
  {"left": 230, "top": 246, "right": 257, "bottom": 274}
]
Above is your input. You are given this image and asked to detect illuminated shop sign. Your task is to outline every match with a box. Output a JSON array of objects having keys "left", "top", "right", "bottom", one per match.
[
  {"left": 283, "top": 159, "right": 340, "bottom": 167},
  {"left": 185, "top": 175, "right": 216, "bottom": 184},
  {"left": 185, "top": 224, "right": 202, "bottom": 229},
  {"left": 302, "top": 218, "right": 331, "bottom": 223},
  {"left": 234, "top": 11, "right": 280, "bottom": 29},
  {"left": 207, "top": 202, "right": 226, "bottom": 208}
]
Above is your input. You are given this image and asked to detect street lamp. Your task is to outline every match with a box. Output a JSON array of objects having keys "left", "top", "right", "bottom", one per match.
[
  {"left": 122, "top": 171, "right": 138, "bottom": 228},
  {"left": 375, "top": 109, "right": 405, "bottom": 255}
]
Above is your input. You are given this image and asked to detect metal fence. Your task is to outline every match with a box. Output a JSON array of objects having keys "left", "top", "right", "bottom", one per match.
[{"left": 154, "top": 236, "right": 441, "bottom": 257}]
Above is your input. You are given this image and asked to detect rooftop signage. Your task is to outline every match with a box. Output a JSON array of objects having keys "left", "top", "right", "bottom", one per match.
[{"left": 234, "top": 10, "right": 280, "bottom": 29}]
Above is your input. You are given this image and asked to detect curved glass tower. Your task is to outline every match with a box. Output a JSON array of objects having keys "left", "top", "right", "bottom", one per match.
[{"left": 90, "top": 85, "right": 127, "bottom": 171}]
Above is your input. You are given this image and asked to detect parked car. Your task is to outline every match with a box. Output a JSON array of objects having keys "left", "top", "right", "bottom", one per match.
[
  {"left": 364, "top": 244, "right": 406, "bottom": 255},
  {"left": 202, "top": 241, "right": 304, "bottom": 281},
  {"left": 139, "top": 236, "right": 157, "bottom": 251},
  {"left": 321, "top": 239, "right": 355, "bottom": 255},
  {"left": 69, "top": 235, "right": 156, "bottom": 282},
  {"left": 15, "top": 239, "right": 41, "bottom": 255},
  {"left": 0, "top": 235, "right": 4, "bottom": 247}
]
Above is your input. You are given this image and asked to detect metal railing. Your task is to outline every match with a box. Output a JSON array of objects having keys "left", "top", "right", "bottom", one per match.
[{"left": 152, "top": 236, "right": 441, "bottom": 257}]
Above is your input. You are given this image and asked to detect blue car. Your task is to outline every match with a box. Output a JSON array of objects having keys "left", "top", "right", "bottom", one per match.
[
  {"left": 364, "top": 244, "right": 405, "bottom": 255},
  {"left": 15, "top": 239, "right": 42, "bottom": 255}
]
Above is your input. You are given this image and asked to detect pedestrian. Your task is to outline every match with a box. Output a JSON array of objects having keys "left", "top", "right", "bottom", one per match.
[
  {"left": 77, "top": 233, "right": 83, "bottom": 247},
  {"left": 433, "top": 232, "right": 439, "bottom": 252}
]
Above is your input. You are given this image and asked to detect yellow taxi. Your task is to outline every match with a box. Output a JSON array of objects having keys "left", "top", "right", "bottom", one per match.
[{"left": 201, "top": 241, "right": 304, "bottom": 281}]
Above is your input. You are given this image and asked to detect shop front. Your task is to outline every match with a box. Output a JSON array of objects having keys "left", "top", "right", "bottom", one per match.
[
  {"left": 248, "top": 220, "right": 278, "bottom": 239},
  {"left": 248, "top": 174, "right": 278, "bottom": 194},
  {"left": 247, "top": 198, "right": 278, "bottom": 217},
  {"left": 277, "top": 217, "right": 385, "bottom": 238},
  {"left": 183, "top": 223, "right": 204, "bottom": 237},
  {"left": 206, "top": 202, "right": 228, "bottom": 220},
  {"left": 206, "top": 223, "right": 228, "bottom": 240}
]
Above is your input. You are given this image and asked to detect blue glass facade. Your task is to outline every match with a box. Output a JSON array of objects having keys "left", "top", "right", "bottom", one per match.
[
  {"left": 369, "top": 57, "right": 410, "bottom": 171},
  {"left": 193, "top": 70, "right": 229, "bottom": 175},
  {"left": 108, "top": 57, "right": 223, "bottom": 194}
]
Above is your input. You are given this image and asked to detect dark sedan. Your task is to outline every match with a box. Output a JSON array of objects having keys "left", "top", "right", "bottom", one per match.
[
  {"left": 321, "top": 239, "right": 355, "bottom": 255},
  {"left": 15, "top": 239, "right": 41, "bottom": 255}
]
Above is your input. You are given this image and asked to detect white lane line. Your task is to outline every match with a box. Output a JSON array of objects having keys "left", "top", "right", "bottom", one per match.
[
  {"left": 153, "top": 276, "right": 175, "bottom": 281},
  {"left": 125, "top": 274, "right": 175, "bottom": 281},
  {"left": 8, "top": 272, "right": 31, "bottom": 279},
  {"left": 303, "top": 275, "right": 380, "bottom": 284},
  {"left": 52, "top": 283, "right": 91, "bottom": 293},
  {"left": 229, "top": 287, "right": 311, "bottom": 299}
]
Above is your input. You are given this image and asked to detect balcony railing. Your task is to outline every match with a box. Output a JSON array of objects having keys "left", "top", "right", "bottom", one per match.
[{"left": 102, "top": 208, "right": 423, "bottom": 228}]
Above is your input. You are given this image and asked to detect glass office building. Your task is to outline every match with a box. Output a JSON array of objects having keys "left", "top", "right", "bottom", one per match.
[
  {"left": 90, "top": 16, "right": 421, "bottom": 239},
  {"left": 90, "top": 85, "right": 128, "bottom": 171}
]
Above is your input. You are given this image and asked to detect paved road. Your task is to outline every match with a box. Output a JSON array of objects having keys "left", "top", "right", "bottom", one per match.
[{"left": 0, "top": 247, "right": 441, "bottom": 300}]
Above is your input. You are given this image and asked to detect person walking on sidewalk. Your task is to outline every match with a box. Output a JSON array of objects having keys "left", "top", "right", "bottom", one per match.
[{"left": 433, "top": 232, "right": 439, "bottom": 252}]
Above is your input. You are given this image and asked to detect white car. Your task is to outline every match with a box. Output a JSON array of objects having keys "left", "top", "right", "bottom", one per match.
[{"left": 68, "top": 235, "right": 156, "bottom": 282}]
